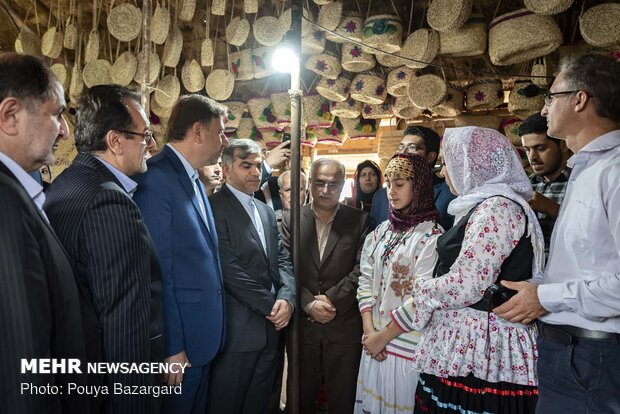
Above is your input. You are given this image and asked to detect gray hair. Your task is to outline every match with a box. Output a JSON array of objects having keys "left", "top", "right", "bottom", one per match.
[
  {"left": 277, "top": 170, "right": 308, "bottom": 189},
  {"left": 310, "top": 158, "right": 346, "bottom": 180},
  {"left": 221, "top": 139, "right": 262, "bottom": 168}
]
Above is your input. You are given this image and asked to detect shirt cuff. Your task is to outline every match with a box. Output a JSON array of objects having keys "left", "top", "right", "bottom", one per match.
[{"left": 537, "top": 283, "right": 570, "bottom": 313}]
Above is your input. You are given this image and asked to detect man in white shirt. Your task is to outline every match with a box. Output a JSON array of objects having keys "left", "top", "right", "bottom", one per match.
[{"left": 495, "top": 53, "right": 620, "bottom": 413}]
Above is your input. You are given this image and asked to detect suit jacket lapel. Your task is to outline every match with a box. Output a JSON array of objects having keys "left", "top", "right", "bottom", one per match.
[
  {"left": 301, "top": 207, "right": 320, "bottom": 269},
  {"left": 320, "top": 208, "right": 344, "bottom": 267},
  {"left": 255, "top": 202, "right": 270, "bottom": 259},
  {"left": 221, "top": 185, "right": 267, "bottom": 260}
]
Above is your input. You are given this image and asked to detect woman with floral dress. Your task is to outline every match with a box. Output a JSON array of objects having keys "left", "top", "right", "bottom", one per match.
[
  {"left": 388, "top": 127, "right": 545, "bottom": 413},
  {"left": 354, "top": 153, "right": 443, "bottom": 414}
]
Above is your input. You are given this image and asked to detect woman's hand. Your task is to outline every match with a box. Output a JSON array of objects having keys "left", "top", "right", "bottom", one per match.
[{"left": 362, "top": 331, "right": 390, "bottom": 358}]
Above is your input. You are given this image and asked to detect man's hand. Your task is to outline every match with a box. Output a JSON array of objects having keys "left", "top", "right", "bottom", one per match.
[
  {"left": 266, "top": 299, "right": 293, "bottom": 330},
  {"left": 494, "top": 281, "right": 549, "bottom": 324},
  {"left": 163, "top": 351, "right": 191, "bottom": 386},
  {"left": 314, "top": 294, "right": 334, "bottom": 308},
  {"left": 307, "top": 299, "right": 336, "bottom": 324},
  {"left": 529, "top": 191, "right": 560, "bottom": 219},
  {"left": 264, "top": 141, "right": 290, "bottom": 170}
]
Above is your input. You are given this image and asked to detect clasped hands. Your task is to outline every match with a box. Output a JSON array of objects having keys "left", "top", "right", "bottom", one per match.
[
  {"left": 266, "top": 299, "right": 293, "bottom": 331},
  {"left": 307, "top": 294, "right": 336, "bottom": 324},
  {"left": 361, "top": 330, "right": 389, "bottom": 362}
]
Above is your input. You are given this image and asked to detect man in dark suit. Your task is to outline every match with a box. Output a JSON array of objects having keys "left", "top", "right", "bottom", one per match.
[
  {"left": 44, "top": 85, "right": 163, "bottom": 413},
  {"left": 207, "top": 139, "right": 296, "bottom": 414},
  {"left": 282, "top": 158, "right": 370, "bottom": 414},
  {"left": 0, "top": 53, "right": 90, "bottom": 413},
  {"left": 133, "top": 94, "right": 228, "bottom": 413}
]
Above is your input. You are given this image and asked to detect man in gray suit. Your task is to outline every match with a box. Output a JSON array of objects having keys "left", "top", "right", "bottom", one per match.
[
  {"left": 45, "top": 85, "right": 163, "bottom": 414},
  {"left": 207, "top": 139, "right": 296, "bottom": 414}
]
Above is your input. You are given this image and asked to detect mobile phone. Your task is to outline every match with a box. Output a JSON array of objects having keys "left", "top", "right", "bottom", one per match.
[{"left": 282, "top": 132, "right": 291, "bottom": 142}]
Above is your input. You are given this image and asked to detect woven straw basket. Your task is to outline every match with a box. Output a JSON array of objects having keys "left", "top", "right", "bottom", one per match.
[
  {"left": 401, "top": 28, "right": 439, "bottom": 69},
  {"left": 455, "top": 114, "right": 502, "bottom": 130},
  {"left": 392, "top": 96, "right": 423, "bottom": 119},
  {"left": 330, "top": 98, "right": 362, "bottom": 118},
  {"left": 438, "top": 17, "right": 487, "bottom": 57},
  {"left": 408, "top": 74, "right": 447, "bottom": 108},
  {"left": 85, "top": 30, "right": 100, "bottom": 63},
  {"left": 508, "top": 80, "right": 545, "bottom": 120},
  {"left": 501, "top": 118, "right": 524, "bottom": 146},
  {"left": 230, "top": 49, "right": 254, "bottom": 81},
  {"left": 244, "top": 0, "right": 258, "bottom": 14},
  {"left": 229, "top": 115, "right": 261, "bottom": 140},
  {"left": 466, "top": 79, "right": 504, "bottom": 110},
  {"left": 163, "top": 25, "right": 183, "bottom": 67},
  {"left": 205, "top": 69, "right": 235, "bottom": 101},
  {"left": 226, "top": 17, "right": 251, "bottom": 47},
  {"left": 304, "top": 94, "right": 335, "bottom": 128},
  {"left": 179, "top": 0, "right": 196, "bottom": 21},
  {"left": 270, "top": 92, "right": 292, "bottom": 128},
  {"left": 279, "top": 8, "right": 292, "bottom": 35},
  {"left": 376, "top": 52, "right": 406, "bottom": 67},
  {"left": 489, "top": 9, "right": 562, "bottom": 66},
  {"left": 313, "top": 0, "right": 335, "bottom": 6},
  {"left": 316, "top": 118, "right": 347, "bottom": 146},
  {"left": 224, "top": 101, "right": 248, "bottom": 132},
  {"left": 252, "top": 46, "right": 275, "bottom": 79},
  {"left": 151, "top": 4, "right": 170, "bottom": 45},
  {"left": 108, "top": 3, "right": 142, "bottom": 42},
  {"left": 248, "top": 96, "right": 280, "bottom": 131},
  {"left": 430, "top": 84, "right": 464, "bottom": 117},
  {"left": 302, "top": 30, "right": 326, "bottom": 56},
  {"left": 318, "top": 1, "right": 343, "bottom": 32},
  {"left": 524, "top": 0, "right": 574, "bottom": 15},
  {"left": 254, "top": 16, "right": 284, "bottom": 47},
  {"left": 427, "top": 0, "right": 472, "bottom": 33},
  {"left": 155, "top": 74, "right": 181, "bottom": 108},
  {"left": 341, "top": 43, "right": 376, "bottom": 72},
  {"left": 340, "top": 116, "right": 377, "bottom": 139},
  {"left": 263, "top": 130, "right": 284, "bottom": 148},
  {"left": 83, "top": 59, "right": 112, "bottom": 88},
  {"left": 387, "top": 66, "right": 416, "bottom": 97},
  {"left": 181, "top": 59, "right": 205, "bottom": 92},
  {"left": 15, "top": 31, "right": 41, "bottom": 56},
  {"left": 302, "top": 7, "right": 315, "bottom": 37},
  {"left": 316, "top": 75, "right": 351, "bottom": 102},
  {"left": 111, "top": 50, "right": 138, "bottom": 86},
  {"left": 69, "top": 64, "right": 83, "bottom": 101},
  {"left": 579, "top": 3, "right": 620, "bottom": 47},
  {"left": 212, "top": 0, "right": 226, "bottom": 16},
  {"left": 530, "top": 58, "right": 551, "bottom": 87},
  {"left": 201, "top": 39, "right": 215, "bottom": 67},
  {"left": 327, "top": 13, "right": 363, "bottom": 43},
  {"left": 134, "top": 51, "right": 160, "bottom": 84},
  {"left": 303, "top": 128, "right": 318, "bottom": 148},
  {"left": 362, "top": 14, "right": 403, "bottom": 54},
  {"left": 64, "top": 20, "right": 77, "bottom": 49},
  {"left": 151, "top": 94, "right": 173, "bottom": 119},
  {"left": 41, "top": 27, "right": 63, "bottom": 59},
  {"left": 350, "top": 73, "right": 387, "bottom": 104},
  {"left": 51, "top": 63, "right": 70, "bottom": 90},
  {"left": 305, "top": 53, "right": 341, "bottom": 80},
  {"left": 361, "top": 101, "right": 392, "bottom": 120}
]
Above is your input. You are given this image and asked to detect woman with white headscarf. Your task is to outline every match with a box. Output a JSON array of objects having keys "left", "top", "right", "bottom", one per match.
[{"left": 389, "top": 127, "right": 545, "bottom": 413}]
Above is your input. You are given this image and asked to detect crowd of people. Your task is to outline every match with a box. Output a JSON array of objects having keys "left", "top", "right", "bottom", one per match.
[{"left": 1, "top": 50, "right": 619, "bottom": 414}]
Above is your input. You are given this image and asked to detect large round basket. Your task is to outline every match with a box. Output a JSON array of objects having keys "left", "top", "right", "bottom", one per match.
[
  {"left": 304, "top": 94, "right": 335, "bottom": 128},
  {"left": 83, "top": 59, "right": 112, "bottom": 88},
  {"left": 387, "top": 66, "right": 416, "bottom": 97},
  {"left": 361, "top": 101, "right": 392, "bottom": 120},
  {"left": 508, "top": 80, "right": 545, "bottom": 120},
  {"left": 401, "top": 28, "right": 439, "bottom": 69},
  {"left": 392, "top": 96, "right": 423, "bottom": 119},
  {"left": 150, "top": 4, "right": 170, "bottom": 45},
  {"left": 305, "top": 53, "right": 341, "bottom": 80},
  {"left": 134, "top": 51, "right": 160, "bottom": 85},
  {"left": 51, "top": 63, "right": 70, "bottom": 90},
  {"left": 579, "top": 3, "right": 620, "bottom": 47},
  {"left": 438, "top": 17, "right": 487, "bottom": 57},
  {"left": 252, "top": 46, "right": 276, "bottom": 79},
  {"left": 408, "top": 74, "right": 447, "bottom": 108},
  {"left": 163, "top": 25, "right": 183, "bottom": 67},
  {"left": 15, "top": 31, "right": 41, "bottom": 56},
  {"left": 254, "top": 16, "right": 284, "bottom": 47},
  {"left": 270, "top": 92, "right": 292, "bottom": 129},
  {"left": 248, "top": 96, "right": 280, "bottom": 131},
  {"left": 151, "top": 94, "right": 173, "bottom": 119},
  {"left": 465, "top": 79, "right": 504, "bottom": 110},
  {"left": 230, "top": 48, "right": 254, "bottom": 81},
  {"left": 154, "top": 74, "right": 181, "bottom": 108},
  {"left": 430, "top": 84, "right": 464, "bottom": 117},
  {"left": 111, "top": 50, "right": 138, "bottom": 86},
  {"left": 350, "top": 73, "right": 387, "bottom": 104},
  {"left": 226, "top": 16, "right": 251, "bottom": 47},
  {"left": 181, "top": 59, "right": 205, "bottom": 92},
  {"left": 224, "top": 101, "right": 248, "bottom": 132},
  {"left": 427, "top": 0, "right": 472, "bottom": 33},
  {"left": 41, "top": 26, "right": 63, "bottom": 59},
  {"left": 362, "top": 14, "right": 403, "bottom": 54},
  {"left": 107, "top": 3, "right": 142, "bottom": 42},
  {"left": 205, "top": 69, "right": 235, "bottom": 101},
  {"left": 316, "top": 75, "right": 351, "bottom": 102},
  {"left": 489, "top": 9, "right": 562, "bottom": 66},
  {"left": 341, "top": 43, "right": 376, "bottom": 73},
  {"left": 524, "top": 0, "right": 574, "bottom": 15},
  {"left": 340, "top": 117, "right": 377, "bottom": 140},
  {"left": 330, "top": 98, "right": 362, "bottom": 118}
]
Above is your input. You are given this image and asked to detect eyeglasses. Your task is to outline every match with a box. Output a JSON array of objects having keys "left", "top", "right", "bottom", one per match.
[
  {"left": 313, "top": 179, "right": 342, "bottom": 191},
  {"left": 398, "top": 143, "right": 426, "bottom": 153},
  {"left": 117, "top": 129, "right": 156, "bottom": 145},
  {"left": 543, "top": 90, "right": 587, "bottom": 106}
]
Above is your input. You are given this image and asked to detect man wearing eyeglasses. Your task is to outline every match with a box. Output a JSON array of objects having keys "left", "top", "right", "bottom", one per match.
[
  {"left": 369, "top": 126, "right": 455, "bottom": 231},
  {"left": 495, "top": 54, "right": 620, "bottom": 414},
  {"left": 281, "top": 158, "right": 369, "bottom": 414},
  {"left": 45, "top": 85, "right": 163, "bottom": 414}
]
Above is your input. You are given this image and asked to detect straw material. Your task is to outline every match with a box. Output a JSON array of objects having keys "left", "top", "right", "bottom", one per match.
[
  {"left": 427, "top": 0, "right": 472, "bottom": 33},
  {"left": 254, "top": 16, "right": 284, "bottom": 47},
  {"left": 230, "top": 115, "right": 261, "bottom": 140},
  {"left": 454, "top": 113, "right": 502, "bottom": 130},
  {"left": 51, "top": 63, "right": 69, "bottom": 90},
  {"left": 181, "top": 59, "right": 205, "bottom": 92},
  {"left": 362, "top": 14, "right": 403, "bottom": 53},
  {"left": 270, "top": 92, "right": 292, "bottom": 128},
  {"left": 341, "top": 43, "right": 376, "bottom": 72},
  {"left": 107, "top": 3, "right": 142, "bottom": 42},
  {"left": 466, "top": 79, "right": 504, "bottom": 110},
  {"left": 401, "top": 28, "right": 439, "bottom": 69},
  {"left": 305, "top": 53, "right": 342, "bottom": 80},
  {"left": 83, "top": 59, "right": 112, "bottom": 88},
  {"left": 501, "top": 118, "right": 524, "bottom": 146},
  {"left": 224, "top": 101, "right": 248, "bottom": 131},
  {"left": 230, "top": 48, "right": 254, "bottom": 81},
  {"left": 579, "top": 3, "right": 620, "bottom": 47},
  {"left": 350, "top": 73, "right": 387, "bottom": 104},
  {"left": 111, "top": 50, "right": 138, "bottom": 86},
  {"left": 69, "top": 64, "right": 83, "bottom": 101},
  {"left": 163, "top": 25, "right": 183, "bottom": 67},
  {"left": 302, "top": 30, "right": 326, "bottom": 56},
  {"left": 263, "top": 130, "right": 284, "bottom": 148},
  {"left": 408, "top": 74, "right": 447, "bottom": 108},
  {"left": 430, "top": 83, "right": 464, "bottom": 117},
  {"left": 508, "top": 81, "right": 545, "bottom": 120},
  {"left": 304, "top": 94, "right": 335, "bottom": 128},
  {"left": 64, "top": 21, "right": 77, "bottom": 49},
  {"left": 15, "top": 31, "right": 41, "bottom": 56},
  {"left": 387, "top": 66, "right": 416, "bottom": 97},
  {"left": 392, "top": 96, "right": 423, "bottom": 119},
  {"left": 279, "top": 8, "right": 292, "bottom": 36},
  {"left": 226, "top": 17, "right": 251, "bottom": 47},
  {"left": 530, "top": 58, "right": 550, "bottom": 87},
  {"left": 303, "top": 128, "right": 318, "bottom": 148},
  {"left": 313, "top": 0, "right": 335, "bottom": 5},
  {"left": 316, "top": 118, "right": 347, "bottom": 146},
  {"left": 151, "top": 4, "right": 171, "bottom": 45},
  {"left": 41, "top": 27, "right": 63, "bottom": 59},
  {"left": 151, "top": 95, "right": 173, "bottom": 119},
  {"left": 318, "top": 1, "right": 343, "bottom": 32},
  {"left": 85, "top": 30, "right": 100, "bottom": 63},
  {"left": 524, "top": 0, "right": 574, "bottom": 15},
  {"left": 489, "top": 9, "right": 562, "bottom": 66},
  {"left": 376, "top": 52, "right": 407, "bottom": 67},
  {"left": 330, "top": 98, "right": 362, "bottom": 118},
  {"left": 179, "top": 0, "right": 196, "bottom": 21},
  {"left": 244, "top": 0, "right": 258, "bottom": 14},
  {"left": 134, "top": 51, "right": 161, "bottom": 85},
  {"left": 252, "top": 46, "right": 276, "bottom": 78},
  {"left": 438, "top": 18, "right": 487, "bottom": 57},
  {"left": 316, "top": 75, "right": 351, "bottom": 102},
  {"left": 201, "top": 38, "right": 215, "bottom": 67},
  {"left": 327, "top": 14, "right": 363, "bottom": 43},
  {"left": 212, "top": 0, "right": 226, "bottom": 16},
  {"left": 155, "top": 74, "right": 181, "bottom": 108},
  {"left": 340, "top": 116, "right": 377, "bottom": 139},
  {"left": 302, "top": 7, "right": 315, "bottom": 37},
  {"left": 205, "top": 69, "right": 235, "bottom": 101},
  {"left": 361, "top": 101, "right": 393, "bottom": 120}
]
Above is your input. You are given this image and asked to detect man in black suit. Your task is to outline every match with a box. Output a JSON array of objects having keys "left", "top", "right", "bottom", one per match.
[
  {"left": 207, "top": 139, "right": 296, "bottom": 414},
  {"left": 45, "top": 85, "right": 163, "bottom": 413},
  {"left": 0, "top": 53, "right": 90, "bottom": 413}
]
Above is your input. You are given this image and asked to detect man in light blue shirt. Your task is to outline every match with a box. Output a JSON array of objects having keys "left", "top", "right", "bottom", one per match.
[{"left": 496, "top": 54, "right": 620, "bottom": 414}]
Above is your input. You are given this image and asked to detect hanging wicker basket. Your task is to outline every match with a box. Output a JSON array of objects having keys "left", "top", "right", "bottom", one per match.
[
  {"left": 392, "top": 96, "right": 423, "bottom": 119},
  {"left": 134, "top": 50, "right": 161, "bottom": 85},
  {"left": 524, "top": 0, "right": 574, "bottom": 15},
  {"left": 302, "top": 30, "right": 326, "bottom": 56},
  {"left": 111, "top": 50, "right": 138, "bottom": 86},
  {"left": 427, "top": 0, "right": 472, "bottom": 33},
  {"left": 327, "top": 13, "right": 363, "bottom": 43},
  {"left": 438, "top": 16, "right": 487, "bottom": 57},
  {"left": 150, "top": 3, "right": 171, "bottom": 45},
  {"left": 387, "top": 66, "right": 416, "bottom": 97},
  {"left": 154, "top": 74, "right": 181, "bottom": 109},
  {"left": 362, "top": 14, "right": 403, "bottom": 54},
  {"left": 270, "top": 92, "right": 292, "bottom": 129},
  {"left": 226, "top": 16, "right": 251, "bottom": 47},
  {"left": 430, "top": 84, "right": 464, "bottom": 117},
  {"left": 64, "top": 20, "right": 77, "bottom": 50},
  {"left": 205, "top": 69, "right": 235, "bottom": 101},
  {"left": 230, "top": 48, "right": 254, "bottom": 81},
  {"left": 224, "top": 101, "right": 248, "bottom": 132},
  {"left": 201, "top": 38, "right": 215, "bottom": 67},
  {"left": 341, "top": 43, "right": 376, "bottom": 73},
  {"left": 401, "top": 28, "right": 439, "bottom": 69},
  {"left": 84, "top": 30, "right": 100, "bottom": 63},
  {"left": 454, "top": 114, "right": 502, "bottom": 130},
  {"left": 330, "top": 98, "right": 362, "bottom": 118},
  {"left": 350, "top": 73, "right": 387, "bottom": 104},
  {"left": 340, "top": 116, "right": 377, "bottom": 139},
  {"left": 244, "top": 0, "right": 258, "bottom": 14},
  {"left": 254, "top": 16, "right": 284, "bottom": 47},
  {"left": 465, "top": 79, "right": 504, "bottom": 110},
  {"left": 375, "top": 52, "right": 407, "bottom": 68},
  {"left": 41, "top": 26, "right": 64, "bottom": 59},
  {"left": 304, "top": 94, "right": 335, "bottom": 128},
  {"left": 408, "top": 74, "right": 447, "bottom": 108},
  {"left": 316, "top": 118, "right": 347, "bottom": 146},
  {"left": 316, "top": 75, "right": 351, "bottom": 102},
  {"left": 252, "top": 46, "right": 276, "bottom": 79},
  {"left": 83, "top": 59, "right": 112, "bottom": 88},
  {"left": 305, "top": 53, "right": 342, "bottom": 80},
  {"left": 108, "top": 3, "right": 142, "bottom": 42},
  {"left": 318, "top": 1, "right": 343, "bottom": 32},
  {"left": 508, "top": 80, "right": 545, "bottom": 120},
  {"left": 179, "top": 0, "right": 196, "bottom": 21},
  {"left": 15, "top": 31, "right": 41, "bottom": 56},
  {"left": 163, "top": 25, "right": 183, "bottom": 67},
  {"left": 361, "top": 101, "right": 393, "bottom": 120},
  {"left": 51, "top": 63, "right": 70, "bottom": 90},
  {"left": 181, "top": 59, "right": 205, "bottom": 92},
  {"left": 579, "top": 3, "right": 620, "bottom": 47}
]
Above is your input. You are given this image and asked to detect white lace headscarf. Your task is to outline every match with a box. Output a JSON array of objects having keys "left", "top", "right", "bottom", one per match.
[{"left": 443, "top": 126, "right": 545, "bottom": 277}]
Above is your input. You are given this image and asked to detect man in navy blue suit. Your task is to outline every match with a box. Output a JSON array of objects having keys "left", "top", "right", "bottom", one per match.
[{"left": 133, "top": 94, "right": 228, "bottom": 413}]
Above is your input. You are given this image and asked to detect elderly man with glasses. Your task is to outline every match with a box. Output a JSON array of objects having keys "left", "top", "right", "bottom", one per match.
[{"left": 45, "top": 85, "right": 163, "bottom": 414}]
